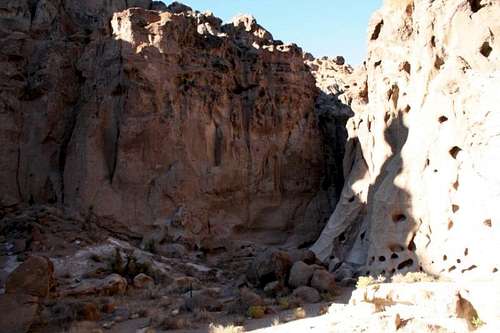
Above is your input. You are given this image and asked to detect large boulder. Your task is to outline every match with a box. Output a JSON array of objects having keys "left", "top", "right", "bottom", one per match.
[
  {"left": 0, "top": 293, "right": 39, "bottom": 333},
  {"left": 311, "top": 269, "right": 336, "bottom": 292},
  {"left": 247, "top": 249, "right": 292, "bottom": 286},
  {"left": 292, "top": 286, "right": 321, "bottom": 303},
  {"left": 6, "top": 256, "right": 55, "bottom": 298},
  {"left": 288, "top": 261, "right": 315, "bottom": 288}
]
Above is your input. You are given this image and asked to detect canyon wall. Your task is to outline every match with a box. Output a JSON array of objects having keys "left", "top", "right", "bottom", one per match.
[
  {"left": 0, "top": 1, "right": 334, "bottom": 247},
  {"left": 312, "top": 0, "right": 500, "bottom": 280}
]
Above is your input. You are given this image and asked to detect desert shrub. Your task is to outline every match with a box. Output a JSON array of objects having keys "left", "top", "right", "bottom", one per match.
[
  {"left": 209, "top": 323, "right": 244, "bottom": 333},
  {"left": 278, "top": 297, "right": 289, "bottom": 310},
  {"left": 471, "top": 315, "right": 485, "bottom": 328},
  {"left": 391, "top": 272, "right": 436, "bottom": 283},
  {"left": 356, "top": 275, "right": 386, "bottom": 288},
  {"left": 247, "top": 305, "right": 265, "bottom": 319}
]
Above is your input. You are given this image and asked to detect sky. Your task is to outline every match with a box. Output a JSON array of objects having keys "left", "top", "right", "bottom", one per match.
[{"left": 162, "top": 0, "right": 383, "bottom": 65}]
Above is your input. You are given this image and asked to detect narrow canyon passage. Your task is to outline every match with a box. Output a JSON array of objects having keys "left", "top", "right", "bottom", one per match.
[{"left": 0, "top": 0, "right": 499, "bottom": 332}]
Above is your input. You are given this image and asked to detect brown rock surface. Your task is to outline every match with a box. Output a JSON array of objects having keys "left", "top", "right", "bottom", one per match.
[
  {"left": 0, "top": 0, "right": 330, "bottom": 247},
  {"left": 6, "top": 256, "right": 55, "bottom": 297},
  {"left": 0, "top": 293, "right": 40, "bottom": 333}
]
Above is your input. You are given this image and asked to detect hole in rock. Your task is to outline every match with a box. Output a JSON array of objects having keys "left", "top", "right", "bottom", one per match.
[
  {"left": 391, "top": 253, "right": 399, "bottom": 259},
  {"left": 391, "top": 269, "right": 396, "bottom": 274},
  {"left": 392, "top": 213, "right": 407, "bottom": 223},
  {"left": 403, "top": 105, "right": 411, "bottom": 113},
  {"left": 397, "top": 259, "right": 414, "bottom": 270},
  {"left": 360, "top": 232, "right": 366, "bottom": 240},
  {"left": 401, "top": 61, "right": 411, "bottom": 74},
  {"left": 438, "top": 116, "right": 448, "bottom": 123},
  {"left": 425, "top": 158, "right": 430, "bottom": 167},
  {"left": 389, "top": 244, "right": 405, "bottom": 252},
  {"left": 452, "top": 204, "right": 460, "bottom": 213},
  {"left": 443, "top": 254, "right": 448, "bottom": 261},
  {"left": 464, "top": 248, "right": 469, "bottom": 256},
  {"left": 448, "top": 265, "right": 457, "bottom": 272},
  {"left": 371, "top": 20, "right": 384, "bottom": 40},
  {"left": 374, "top": 60, "right": 382, "bottom": 68},
  {"left": 408, "top": 234, "right": 417, "bottom": 252},
  {"left": 457, "top": 259, "right": 461, "bottom": 263},
  {"left": 419, "top": 266, "right": 423, "bottom": 272},
  {"left": 405, "top": 3, "right": 414, "bottom": 16},
  {"left": 434, "top": 169, "right": 439, "bottom": 173},
  {"left": 480, "top": 41, "right": 492, "bottom": 58},
  {"left": 379, "top": 256, "right": 386, "bottom": 262},
  {"left": 453, "top": 180, "right": 460, "bottom": 190},
  {"left": 339, "top": 232, "right": 346, "bottom": 243},
  {"left": 448, "top": 220, "right": 454, "bottom": 230},
  {"left": 468, "top": 0, "right": 485, "bottom": 13},
  {"left": 493, "top": 268, "right": 498, "bottom": 273},
  {"left": 434, "top": 55, "right": 445, "bottom": 70},
  {"left": 449, "top": 146, "right": 462, "bottom": 159},
  {"left": 431, "top": 36, "right": 436, "bottom": 47},
  {"left": 461, "top": 265, "right": 477, "bottom": 273},
  {"left": 484, "top": 219, "right": 492, "bottom": 227},
  {"left": 348, "top": 196, "right": 356, "bottom": 203},
  {"left": 381, "top": 270, "right": 386, "bottom": 275}
]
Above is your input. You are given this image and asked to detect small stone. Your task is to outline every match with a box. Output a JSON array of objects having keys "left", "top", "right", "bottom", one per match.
[
  {"left": 240, "top": 287, "right": 264, "bottom": 307},
  {"left": 101, "top": 302, "right": 116, "bottom": 314},
  {"left": 133, "top": 273, "right": 154, "bottom": 289},
  {"left": 263, "top": 281, "right": 284, "bottom": 297},
  {"left": 102, "top": 321, "right": 114, "bottom": 329},
  {"left": 80, "top": 302, "right": 101, "bottom": 321}
]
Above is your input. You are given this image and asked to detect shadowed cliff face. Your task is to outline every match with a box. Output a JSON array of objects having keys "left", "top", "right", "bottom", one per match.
[{"left": 0, "top": 1, "right": 335, "bottom": 247}]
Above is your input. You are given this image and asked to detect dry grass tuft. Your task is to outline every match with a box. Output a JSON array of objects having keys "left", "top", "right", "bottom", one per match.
[{"left": 209, "top": 323, "right": 245, "bottom": 333}]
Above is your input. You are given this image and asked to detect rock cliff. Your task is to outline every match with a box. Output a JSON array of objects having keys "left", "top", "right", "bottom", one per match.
[
  {"left": 0, "top": 1, "right": 334, "bottom": 246},
  {"left": 312, "top": 0, "right": 500, "bottom": 281}
]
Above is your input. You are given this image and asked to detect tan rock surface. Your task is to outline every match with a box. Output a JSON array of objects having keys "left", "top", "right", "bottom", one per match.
[{"left": 312, "top": 0, "right": 500, "bottom": 281}]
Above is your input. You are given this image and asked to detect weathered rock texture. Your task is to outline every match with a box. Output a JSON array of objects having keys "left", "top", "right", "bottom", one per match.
[
  {"left": 312, "top": 0, "right": 500, "bottom": 281},
  {"left": 0, "top": 1, "right": 332, "bottom": 245}
]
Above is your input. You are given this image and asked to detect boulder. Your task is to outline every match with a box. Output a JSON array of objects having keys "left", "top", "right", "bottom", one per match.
[
  {"left": 6, "top": 256, "right": 55, "bottom": 297},
  {"left": 0, "top": 293, "right": 39, "bottom": 333},
  {"left": 292, "top": 286, "right": 321, "bottom": 304},
  {"left": 311, "top": 269, "right": 336, "bottom": 292},
  {"left": 288, "top": 261, "right": 314, "bottom": 288},
  {"left": 133, "top": 273, "right": 155, "bottom": 289},
  {"left": 240, "top": 287, "right": 264, "bottom": 307},
  {"left": 247, "top": 249, "right": 291, "bottom": 286}
]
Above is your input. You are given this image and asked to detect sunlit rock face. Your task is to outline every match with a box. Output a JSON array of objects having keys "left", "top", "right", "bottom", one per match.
[
  {"left": 0, "top": 1, "right": 332, "bottom": 246},
  {"left": 312, "top": 0, "right": 500, "bottom": 280}
]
